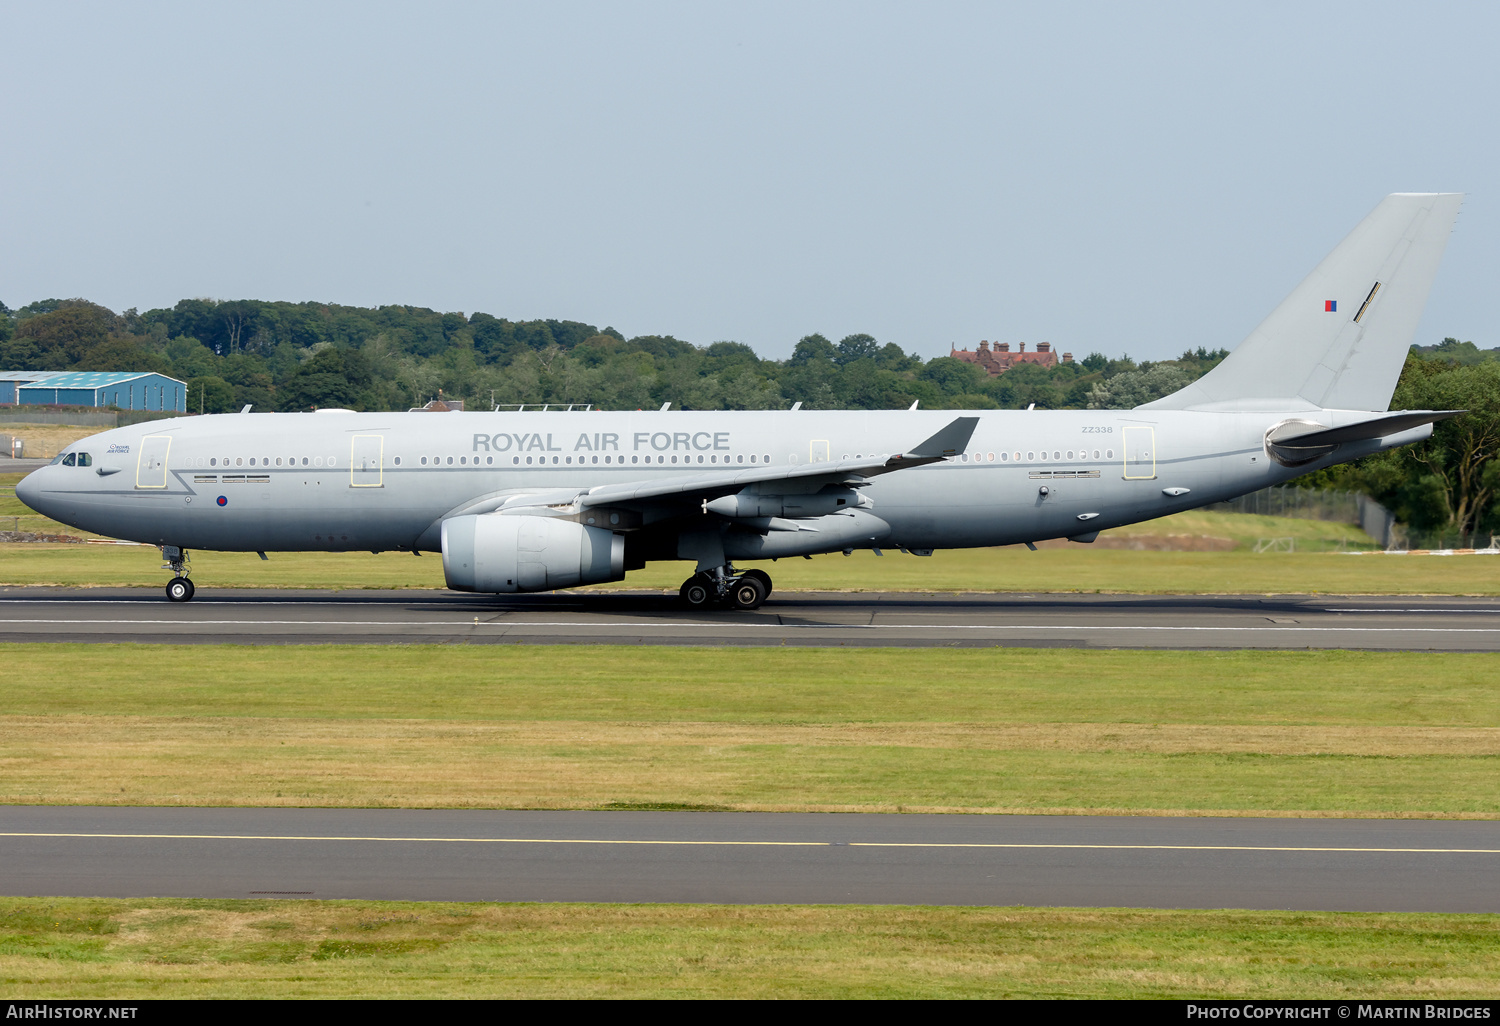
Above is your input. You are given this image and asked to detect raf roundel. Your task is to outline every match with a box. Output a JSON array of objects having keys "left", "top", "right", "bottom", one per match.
[{"left": 216, "top": 495, "right": 228, "bottom": 507}]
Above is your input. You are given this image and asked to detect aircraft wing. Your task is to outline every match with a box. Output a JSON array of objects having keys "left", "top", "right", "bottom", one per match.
[{"left": 474, "top": 415, "right": 979, "bottom": 517}]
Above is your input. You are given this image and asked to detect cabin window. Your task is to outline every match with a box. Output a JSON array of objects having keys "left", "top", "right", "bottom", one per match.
[
  {"left": 670, "top": 455, "right": 678, "bottom": 464},
  {"left": 1092, "top": 450, "right": 1100, "bottom": 460},
  {"left": 209, "top": 458, "right": 217, "bottom": 467},
  {"left": 1066, "top": 451, "right": 1074, "bottom": 460},
  {"left": 420, "top": 457, "right": 428, "bottom": 465},
  {"left": 564, "top": 456, "right": 571, "bottom": 465},
  {"left": 394, "top": 457, "right": 402, "bottom": 466},
  {"left": 986, "top": 452, "right": 994, "bottom": 461},
  {"left": 1026, "top": 451, "right": 1035, "bottom": 461},
  {"left": 513, "top": 456, "right": 520, "bottom": 465},
  {"left": 1106, "top": 449, "right": 1114, "bottom": 459},
  {"left": 525, "top": 456, "right": 533, "bottom": 465},
  {"left": 446, "top": 456, "right": 454, "bottom": 466},
  {"left": 486, "top": 456, "right": 493, "bottom": 465},
  {"left": 1000, "top": 452, "right": 1009, "bottom": 461},
  {"left": 764, "top": 454, "right": 771, "bottom": 463},
  {"left": 237, "top": 458, "right": 244, "bottom": 467},
  {"left": 301, "top": 458, "right": 309, "bottom": 466},
  {"left": 552, "top": 456, "right": 560, "bottom": 465}
]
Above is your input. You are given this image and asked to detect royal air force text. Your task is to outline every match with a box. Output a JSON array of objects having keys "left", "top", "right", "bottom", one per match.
[{"left": 472, "top": 433, "right": 732, "bottom": 454}]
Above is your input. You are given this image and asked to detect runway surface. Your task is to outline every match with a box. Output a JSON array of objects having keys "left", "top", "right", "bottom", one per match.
[
  {"left": 2, "top": 807, "right": 1496, "bottom": 911},
  {"left": 4, "top": 587, "right": 1500, "bottom": 649}
]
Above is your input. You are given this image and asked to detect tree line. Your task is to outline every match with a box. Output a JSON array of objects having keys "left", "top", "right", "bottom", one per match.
[
  {"left": 0, "top": 297, "right": 1494, "bottom": 540},
  {"left": 0, "top": 296, "right": 1223, "bottom": 415}
]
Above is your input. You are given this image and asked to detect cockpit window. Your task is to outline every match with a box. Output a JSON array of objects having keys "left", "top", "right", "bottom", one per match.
[
  {"left": 77, "top": 452, "right": 92, "bottom": 467},
  {"left": 50, "top": 454, "right": 66, "bottom": 465},
  {"left": 61, "top": 453, "right": 76, "bottom": 467}
]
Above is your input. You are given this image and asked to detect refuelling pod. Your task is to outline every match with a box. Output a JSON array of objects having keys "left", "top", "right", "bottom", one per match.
[
  {"left": 442, "top": 513, "right": 624, "bottom": 593},
  {"left": 705, "top": 487, "right": 866, "bottom": 519}
]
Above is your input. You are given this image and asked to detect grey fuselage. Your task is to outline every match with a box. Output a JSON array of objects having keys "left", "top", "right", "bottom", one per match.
[{"left": 17, "top": 407, "right": 1418, "bottom": 569}]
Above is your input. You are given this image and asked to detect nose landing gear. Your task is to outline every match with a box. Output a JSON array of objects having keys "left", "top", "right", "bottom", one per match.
[
  {"left": 161, "top": 545, "right": 195, "bottom": 602},
  {"left": 679, "top": 565, "right": 772, "bottom": 611}
]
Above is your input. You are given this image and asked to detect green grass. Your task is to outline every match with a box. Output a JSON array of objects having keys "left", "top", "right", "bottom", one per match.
[
  {"left": 7, "top": 470, "right": 1490, "bottom": 595},
  {"left": 2, "top": 645, "right": 1496, "bottom": 816},
  {"left": 4, "top": 541, "right": 1499, "bottom": 595},
  {"left": 0, "top": 898, "right": 1495, "bottom": 998}
]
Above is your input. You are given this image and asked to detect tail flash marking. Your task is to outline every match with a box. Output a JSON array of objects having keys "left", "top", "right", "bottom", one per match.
[{"left": 1353, "top": 281, "right": 1381, "bottom": 324}]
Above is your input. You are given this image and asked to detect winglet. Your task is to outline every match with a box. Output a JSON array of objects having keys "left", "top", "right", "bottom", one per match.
[{"left": 905, "top": 416, "right": 980, "bottom": 458}]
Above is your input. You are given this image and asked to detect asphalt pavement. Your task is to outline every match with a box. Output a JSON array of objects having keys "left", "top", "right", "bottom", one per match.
[
  {"left": 3, "top": 587, "right": 1500, "bottom": 649},
  {"left": 2, "top": 807, "right": 1496, "bottom": 911}
]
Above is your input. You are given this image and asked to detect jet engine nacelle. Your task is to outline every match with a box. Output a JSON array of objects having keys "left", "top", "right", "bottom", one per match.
[
  {"left": 441, "top": 513, "right": 624, "bottom": 593},
  {"left": 705, "top": 487, "right": 865, "bottom": 519}
]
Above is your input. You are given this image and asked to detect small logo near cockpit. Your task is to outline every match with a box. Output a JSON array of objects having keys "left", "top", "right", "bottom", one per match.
[{"left": 106, "top": 444, "right": 130, "bottom": 454}]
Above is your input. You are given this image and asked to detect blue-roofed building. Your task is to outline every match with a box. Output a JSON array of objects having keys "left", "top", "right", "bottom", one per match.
[{"left": 0, "top": 370, "right": 188, "bottom": 411}]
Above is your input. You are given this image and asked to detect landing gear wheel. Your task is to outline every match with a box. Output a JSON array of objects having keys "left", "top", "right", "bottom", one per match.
[
  {"left": 680, "top": 576, "right": 713, "bottom": 608},
  {"left": 742, "top": 568, "right": 772, "bottom": 598},
  {"left": 728, "top": 575, "right": 767, "bottom": 611},
  {"left": 166, "top": 577, "right": 194, "bottom": 603}
]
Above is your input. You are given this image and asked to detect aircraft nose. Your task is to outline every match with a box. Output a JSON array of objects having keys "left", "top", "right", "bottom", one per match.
[{"left": 14, "top": 470, "right": 46, "bottom": 514}]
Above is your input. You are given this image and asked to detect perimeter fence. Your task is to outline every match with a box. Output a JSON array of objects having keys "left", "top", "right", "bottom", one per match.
[{"left": 1206, "top": 486, "right": 1399, "bottom": 549}]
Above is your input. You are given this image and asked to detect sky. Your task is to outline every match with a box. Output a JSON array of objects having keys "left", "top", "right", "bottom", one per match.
[{"left": 1, "top": 1, "right": 1495, "bottom": 361}]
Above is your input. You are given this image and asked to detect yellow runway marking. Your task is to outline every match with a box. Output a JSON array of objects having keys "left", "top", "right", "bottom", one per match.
[{"left": 0, "top": 832, "right": 1496, "bottom": 855}]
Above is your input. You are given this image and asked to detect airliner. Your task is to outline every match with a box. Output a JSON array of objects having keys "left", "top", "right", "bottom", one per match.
[{"left": 16, "top": 193, "right": 1464, "bottom": 608}]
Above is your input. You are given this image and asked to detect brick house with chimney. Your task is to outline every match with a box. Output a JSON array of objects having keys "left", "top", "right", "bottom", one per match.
[{"left": 949, "top": 341, "right": 1072, "bottom": 376}]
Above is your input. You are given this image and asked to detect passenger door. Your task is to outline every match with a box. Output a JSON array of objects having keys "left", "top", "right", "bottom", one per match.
[
  {"left": 1122, "top": 425, "right": 1156, "bottom": 480},
  {"left": 350, "top": 434, "right": 384, "bottom": 487},
  {"left": 135, "top": 436, "right": 171, "bottom": 489}
]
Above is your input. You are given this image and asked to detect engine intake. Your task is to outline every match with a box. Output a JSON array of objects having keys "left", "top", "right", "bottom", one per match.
[{"left": 442, "top": 513, "right": 624, "bottom": 593}]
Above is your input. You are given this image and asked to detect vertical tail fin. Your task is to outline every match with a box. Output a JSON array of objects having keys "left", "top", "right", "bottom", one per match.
[{"left": 1141, "top": 193, "right": 1463, "bottom": 412}]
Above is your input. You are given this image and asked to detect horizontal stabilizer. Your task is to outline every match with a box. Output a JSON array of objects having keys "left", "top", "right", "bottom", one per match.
[{"left": 1270, "top": 410, "right": 1464, "bottom": 448}]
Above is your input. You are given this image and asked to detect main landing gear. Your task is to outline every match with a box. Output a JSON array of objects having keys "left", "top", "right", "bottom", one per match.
[
  {"left": 161, "top": 545, "right": 195, "bottom": 602},
  {"left": 680, "top": 566, "right": 772, "bottom": 611}
]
